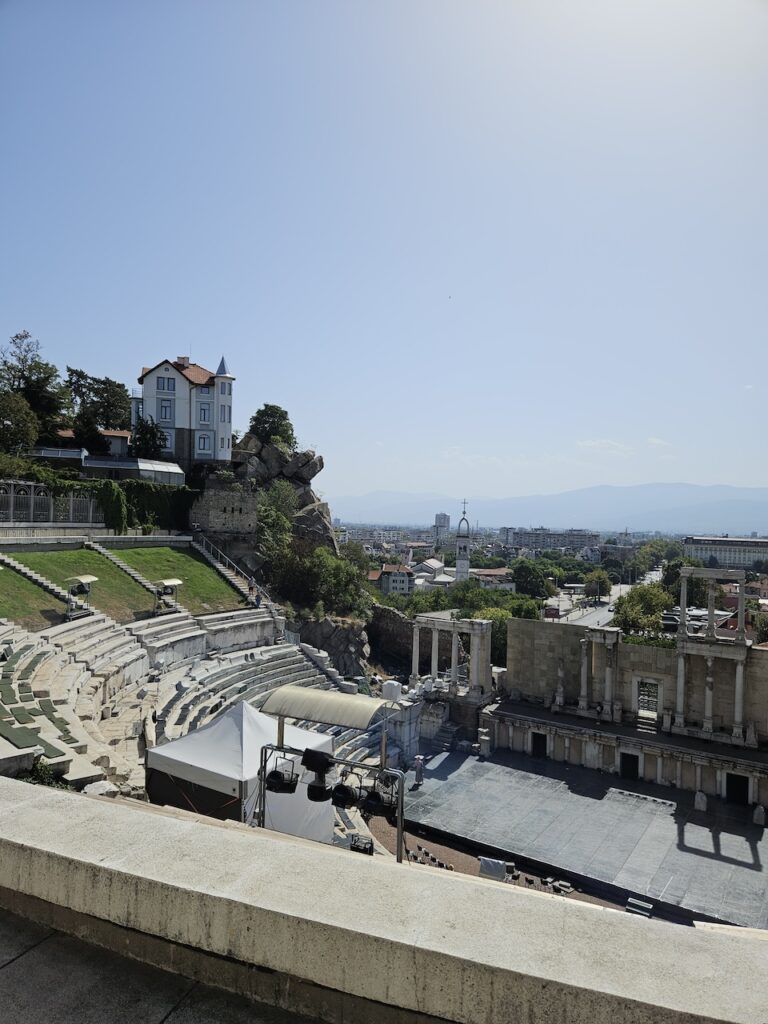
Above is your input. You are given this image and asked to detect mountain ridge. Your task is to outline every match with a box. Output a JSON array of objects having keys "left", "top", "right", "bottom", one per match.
[{"left": 327, "top": 483, "right": 768, "bottom": 534}]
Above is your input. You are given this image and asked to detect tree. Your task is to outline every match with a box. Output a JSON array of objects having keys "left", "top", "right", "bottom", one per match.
[
  {"left": 755, "top": 615, "right": 768, "bottom": 646},
  {"left": 255, "top": 481, "right": 297, "bottom": 574},
  {"left": 662, "top": 559, "right": 710, "bottom": 608},
  {"left": 0, "top": 331, "right": 69, "bottom": 442},
  {"left": 129, "top": 416, "right": 166, "bottom": 459},
  {"left": 584, "top": 568, "right": 612, "bottom": 601},
  {"left": 248, "top": 404, "right": 296, "bottom": 451},
  {"left": 72, "top": 407, "right": 110, "bottom": 454},
  {"left": 0, "top": 391, "right": 38, "bottom": 453},
  {"left": 612, "top": 583, "right": 672, "bottom": 633},
  {"left": 512, "top": 559, "right": 549, "bottom": 598},
  {"left": 66, "top": 367, "right": 131, "bottom": 429}
]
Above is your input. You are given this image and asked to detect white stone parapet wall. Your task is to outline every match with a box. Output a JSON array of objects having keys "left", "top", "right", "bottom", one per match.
[{"left": 0, "top": 778, "right": 760, "bottom": 1024}]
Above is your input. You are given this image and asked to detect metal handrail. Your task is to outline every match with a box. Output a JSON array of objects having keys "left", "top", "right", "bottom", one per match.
[{"left": 193, "top": 531, "right": 276, "bottom": 611}]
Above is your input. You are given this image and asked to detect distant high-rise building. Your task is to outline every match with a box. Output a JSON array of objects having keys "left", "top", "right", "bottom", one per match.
[
  {"left": 455, "top": 503, "right": 470, "bottom": 582},
  {"left": 434, "top": 512, "right": 450, "bottom": 547}
]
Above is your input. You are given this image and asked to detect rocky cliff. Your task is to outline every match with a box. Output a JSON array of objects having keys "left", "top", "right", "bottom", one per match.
[
  {"left": 290, "top": 616, "right": 370, "bottom": 678},
  {"left": 232, "top": 434, "right": 338, "bottom": 555}
]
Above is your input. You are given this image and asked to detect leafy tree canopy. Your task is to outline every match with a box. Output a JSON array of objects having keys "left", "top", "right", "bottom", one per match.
[
  {"left": 0, "top": 391, "right": 38, "bottom": 453},
  {"left": 511, "top": 559, "right": 550, "bottom": 598},
  {"left": 612, "top": 583, "right": 673, "bottom": 633},
  {"left": 0, "top": 331, "right": 70, "bottom": 443},
  {"left": 248, "top": 404, "right": 296, "bottom": 451},
  {"left": 66, "top": 366, "right": 131, "bottom": 430},
  {"left": 129, "top": 416, "right": 166, "bottom": 459},
  {"left": 584, "top": 568, "right": 613, "bottom": 600},
  {"left": 72, "top": 407, "right": 110, "bottom": 455}
]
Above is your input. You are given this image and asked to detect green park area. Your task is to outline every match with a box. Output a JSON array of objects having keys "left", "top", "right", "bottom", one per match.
[
  {"left": 0, "top": 566, "right": 66, "bottom": 632},
  {"left": 112, "top": 546, "right": 245, "bottom": 615},
  {"left": 14, "top": 549, "right": 155, "bottom": 624}
]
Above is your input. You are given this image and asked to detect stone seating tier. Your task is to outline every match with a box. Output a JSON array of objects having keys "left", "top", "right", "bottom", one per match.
[{"left": 163, "top": 647, "right": 331, "bottom": 738}]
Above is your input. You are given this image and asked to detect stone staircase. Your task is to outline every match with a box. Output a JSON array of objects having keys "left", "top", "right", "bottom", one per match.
[
  {"left": 432, "top": 722, "right": 462, "bottom": 753},
  {"left": 191, "top": 535, "right": 283, "bottom": 635},
  {"left": 84, "top": 540, "right": 190, "bottom": 615},
  {"left": 0, "top": 551, "right": 85, "bottom": 611}
]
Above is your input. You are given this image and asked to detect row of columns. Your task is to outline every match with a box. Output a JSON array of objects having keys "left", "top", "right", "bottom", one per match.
[
  {"left": 411, "top": 621, "right": 487, "bottom": 689},
  {"left": 674, "top": 651, "right": 746, "bottom": 739},
  {"left": 678, "top": 574, "right": 746, "bottom": 643},
  {"left": 579, "top": 635, "right": 616, "bottom": 720}
]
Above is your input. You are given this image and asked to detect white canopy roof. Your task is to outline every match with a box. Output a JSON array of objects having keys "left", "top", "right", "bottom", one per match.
[{"left": 147, "top": 701, "right": 330, "bottom": 796}]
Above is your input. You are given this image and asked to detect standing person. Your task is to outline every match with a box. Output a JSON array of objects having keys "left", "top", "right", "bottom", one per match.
[{"left": 248, "top": 576, "right": 256, "bottom": 602}]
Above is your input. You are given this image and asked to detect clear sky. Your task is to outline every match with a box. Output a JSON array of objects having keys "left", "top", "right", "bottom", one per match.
[{"left": 1, "top": 0, "right": 766, "bottom": 503}]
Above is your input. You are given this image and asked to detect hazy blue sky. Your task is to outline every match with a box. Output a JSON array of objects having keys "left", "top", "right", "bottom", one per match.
[{"left": 2, "top": 1, "right": 766, "bottom": 504}]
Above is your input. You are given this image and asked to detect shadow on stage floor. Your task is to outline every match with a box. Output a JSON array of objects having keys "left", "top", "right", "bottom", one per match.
[{"left": 406, "top": 748, "right": 767, "bottom": 927}]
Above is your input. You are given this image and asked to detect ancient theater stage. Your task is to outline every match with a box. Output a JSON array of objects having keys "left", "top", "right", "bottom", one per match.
[{"left": 404, "top": 750, "right": 768, "bottom": 929}]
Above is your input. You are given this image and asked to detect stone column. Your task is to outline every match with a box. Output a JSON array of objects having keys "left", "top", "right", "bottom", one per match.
[
  {"left": 579, "top": 638, "right": 589, "bottom": 710},
  {"left": 450, "top": 629, "right": 459, "bottom": 683},
  {"left": 470, "top": 627, "right": 481, "bottom": 691},
  {"left": 703, "top": 656, "right": 714, "bottom": 732},
  {"left": 706, "top": 583, "right": 717, "bottom": 639},
  {"left": 737, "top": 584, "right": 746, "bottom": 642},
  {"left": 410, "top": 624, "right": 420, "bottom": 682},
  {"left": 430, "top": 628, "right": 439, "bottom": 680},
  {"left": 602, "top": 646, "right": 613, "bottom": 720},
  {"left": 733, "top": 660, "right": 745, "bottom": 739},
  {"left": 678, "top": 574, "right": 688, "bottom": 635},
  {"left": 674, "top": 653, "right": 686, "bottom": 729}
]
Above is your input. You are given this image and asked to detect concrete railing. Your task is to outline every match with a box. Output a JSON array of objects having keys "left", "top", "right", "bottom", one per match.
[{"left": 0, "top": 777, "right": 762, "bottom": 1024}]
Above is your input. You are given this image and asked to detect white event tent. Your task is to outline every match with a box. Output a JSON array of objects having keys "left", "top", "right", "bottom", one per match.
[{"left": 145, "top": 701, "right": 334, "bottom": 843}]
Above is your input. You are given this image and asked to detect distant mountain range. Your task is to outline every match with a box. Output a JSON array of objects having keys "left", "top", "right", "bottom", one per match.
[{"left": 328, "top": 484, "right": 768, "bottom": 535}]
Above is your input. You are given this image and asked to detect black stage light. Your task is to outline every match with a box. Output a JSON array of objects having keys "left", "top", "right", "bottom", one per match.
[
  {"left": 307, "top": 772, "right": 332, "bottom": 802},
  {"left": 301, "top": 748, "right": 333, "bottom": 774},
  {"left": 265, "top": 762, "right": 298, "bottom": 794}
]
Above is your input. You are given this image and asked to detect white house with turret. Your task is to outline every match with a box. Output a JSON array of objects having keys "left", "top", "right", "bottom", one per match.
[{"left": 131, "top": 356, "right": 235, "bottom": 470}]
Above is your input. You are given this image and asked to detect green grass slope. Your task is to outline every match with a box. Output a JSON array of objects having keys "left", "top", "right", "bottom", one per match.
[
  {"left": 14, "top": 549, "right": 155, "bottom": 623},
  {"left": 113, "top": 546, "right": 245, "bottom": 615},
  {"left": 0, "top": 566, "right": 66, "bottom": 632}
]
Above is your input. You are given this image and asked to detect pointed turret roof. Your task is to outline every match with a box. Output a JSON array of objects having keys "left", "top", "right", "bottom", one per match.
[{"left": 216, "top": 355, "right": 234, "bottom": 377}]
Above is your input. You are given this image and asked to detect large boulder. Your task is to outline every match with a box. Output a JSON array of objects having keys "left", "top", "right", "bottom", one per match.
[
  {"left": 294, "top": 501, "right": 339, "bottom": 555},
  {"left": 260, "top": 442, "right": 289, "bottom": 477},
  {"left": 282, "top": 450, "right": 315, "bottom": 478},
  {"left": 293, "top": 454, "right": 324, "bottom": 484},
  {"left": 296, "top": 617, "right": 370, "bottom": 678},
  {"left": 235, "top": 435, "right": 262, "bottom": 457}
]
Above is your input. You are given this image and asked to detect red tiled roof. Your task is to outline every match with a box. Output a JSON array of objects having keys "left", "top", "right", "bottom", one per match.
[
  {"left": 57, "top": 428, "right": 132, "bottom": 439},
  {"left": 382, "top": 564, "right": 413, "bottom": 575},
  {"left": 367, "top": 570, "right": 382, "bottom": 582},
  {"left": 138, "top": 359, "right": 216, "bottom": 386},
  {"left": 470, "top": 567, "right": 513, "bottom": 577}
]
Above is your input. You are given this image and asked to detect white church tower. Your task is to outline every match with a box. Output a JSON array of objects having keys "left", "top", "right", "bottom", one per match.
[{"left": 455, "top": 500, "right": 470, "bottom": 582}]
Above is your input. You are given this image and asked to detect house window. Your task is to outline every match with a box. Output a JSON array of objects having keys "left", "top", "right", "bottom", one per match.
[
  {"left": 160, "top": 401, "right": 172, "bottom": 420},
  {"left": 160, "top": 432, "right": 172, "bottom": 450},
  {"left": 220, "top": 382, "right": 226, "bottom": 395},
  {"left": 200, "top": 386, "right": 209, "bottom": 394},
  {"left": 198, "top": 434, "right": 210, "bottom": 451},
  {"left": 220, "top": 437, "right": 225, "bottom": 449},
  {"left": 166, "top": 378, "right": 175, "bottom": 392},
  {"left": 227, "top": 436, "right": 230, "bottom": 448},
  {"left": 228, "top": 383, "right": 232, "bottom": 395},
  {"left": 227, "top": 406, "right": 232, "bottom": 423},
  {"left": 157, "top": 377, "right": 166, "bottom": 391},
  {"left": 199, "top": 403, "right": 210, "bottom": 423},
  {"left": 220, "top": 406, "right": 226, "bottom": 423}
]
